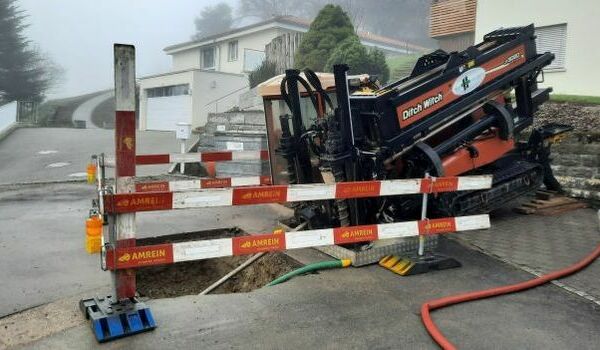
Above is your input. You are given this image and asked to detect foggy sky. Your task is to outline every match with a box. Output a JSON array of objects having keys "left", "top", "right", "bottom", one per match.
[{"left": 19, "top": 0, "right": 235, "bottom": 99}]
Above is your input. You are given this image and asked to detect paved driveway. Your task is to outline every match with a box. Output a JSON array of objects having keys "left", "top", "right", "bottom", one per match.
[
  {"left": 0, "top": 182, "right": 285, "bottom": 317},
  {"left": 72, "top": 92, "right": 113, "bottom": 129}
]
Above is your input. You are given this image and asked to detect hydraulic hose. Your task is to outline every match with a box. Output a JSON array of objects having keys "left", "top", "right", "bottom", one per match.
[
  {"left": 421, "top": 241, "right": 600, "bottom": 350},
  {"left": 267, "top": 259, "right": 352, "bottom": 286}
]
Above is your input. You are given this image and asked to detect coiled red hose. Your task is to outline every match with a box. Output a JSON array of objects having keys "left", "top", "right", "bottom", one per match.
[{"left": 421, "top": 243, "right": 600, "bottom": 350}]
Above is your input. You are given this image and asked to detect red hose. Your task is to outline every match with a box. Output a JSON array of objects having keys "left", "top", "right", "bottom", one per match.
[{"left": 421, "top": 243, "right": 600, "bottom": 350}]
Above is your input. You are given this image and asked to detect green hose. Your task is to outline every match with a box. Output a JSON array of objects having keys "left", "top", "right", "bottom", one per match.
[{"left": 267, "top": 259, "right": 352, "bottom": 286}]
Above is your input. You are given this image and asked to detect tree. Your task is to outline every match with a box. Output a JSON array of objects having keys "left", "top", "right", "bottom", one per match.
[
  {"left": 0, "top": 0, "right": 60, "bottom": 103},
  {"left": 248, "top": 60, "right": 277, "bottom": 88},
  {"left": 239, "top": 0, "right": 292, "bottom": 19},
  {"left": 294, "top": 5, "right": 355, "bottom": 71},
  {"left": 192, "top": 3, "right": 233, "bottom": 40},
  {"left": 325, "top": 36, "right": 390, "bottom": 83}
]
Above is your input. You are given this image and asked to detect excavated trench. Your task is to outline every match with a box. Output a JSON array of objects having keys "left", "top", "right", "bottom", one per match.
[{"left": 135, "top": 228, "right": 301, "bottom": 298}]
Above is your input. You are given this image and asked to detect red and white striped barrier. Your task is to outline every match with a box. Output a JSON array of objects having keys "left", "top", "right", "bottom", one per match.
[
  {"left": 105, "top": 214, "right": 490, "bottom": 270},
  {"left": 104, "top": 150, "right": 269, "bottom": 167},
  {"left": 105, "top": 175, "right": 492, "bottom": 213},
  {"left": 135, "top": 176, "right": 272, "bottom": 192}
]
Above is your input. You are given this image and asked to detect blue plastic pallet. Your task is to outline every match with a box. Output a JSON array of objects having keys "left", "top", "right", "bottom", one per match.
[{"left": 80, "top": 296, "right": 156, "bottom": 342}]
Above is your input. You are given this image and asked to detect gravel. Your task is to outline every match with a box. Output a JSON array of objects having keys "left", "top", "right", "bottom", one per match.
[{"left": 535, "top": 102, "right": 600, "bottom": 133}]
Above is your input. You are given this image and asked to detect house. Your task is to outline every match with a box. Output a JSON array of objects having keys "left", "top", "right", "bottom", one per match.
[
  {"left": 429, "top": 0, "right": 476, "bottom": 52},
  {"left": 476, "top": 0, "right": 599, "bottom": 96},
  {"left": 139, "top": 16, "right": 429, "bottom": 131},
  {"left": 429, "top": 0, "right": 600, "bottom": 96}
]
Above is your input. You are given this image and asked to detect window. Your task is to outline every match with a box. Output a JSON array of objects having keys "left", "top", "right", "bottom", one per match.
[
  {"left": 146, "top": 84, "right": 189, "bottom": 98},
  {"left": 535, "top": 24, "right": 567, "bottom": 71},
  {"left": 228, "top": 41, "right": 238, "bottom": 61},
  {"left": 201, "top": 47, "right": 216, "bottom": 69},
  {"left": 243, "top": 48, "right": 265, "bottom": 72}
]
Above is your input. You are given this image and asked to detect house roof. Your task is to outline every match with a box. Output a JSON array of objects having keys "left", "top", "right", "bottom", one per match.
[{"left": 164, "top": 15, "right": 430, "bottom": 54}]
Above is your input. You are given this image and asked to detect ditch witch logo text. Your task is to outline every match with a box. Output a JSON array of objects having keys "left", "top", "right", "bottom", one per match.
[{"left": 401, "top": 93, "right": 444, "bottom": 122}]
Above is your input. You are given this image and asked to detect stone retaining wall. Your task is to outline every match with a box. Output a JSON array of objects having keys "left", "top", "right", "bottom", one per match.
[
  {"left": 197, "top": 111, "right": 269, "bottom": 177},
  {"left": 551, "top": 133, "right": 600, "bottom": 202}
]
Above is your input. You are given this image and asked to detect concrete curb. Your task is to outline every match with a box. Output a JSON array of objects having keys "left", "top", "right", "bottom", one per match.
[{"left": 0, "top": 122, "right": 20, "bottom": 144}]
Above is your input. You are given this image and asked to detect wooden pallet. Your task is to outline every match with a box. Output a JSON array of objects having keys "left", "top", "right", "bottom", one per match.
[{"left": 514, "top": 190, "right": 588, "bottom": 215}]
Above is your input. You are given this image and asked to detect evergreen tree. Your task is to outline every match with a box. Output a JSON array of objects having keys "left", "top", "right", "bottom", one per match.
[
  {"left": 325, "top": 36, "right": 390, "bottom": 83},
  {"left": 294, "top": 5, "right": 355, "bottom": 71},
  {"left": 192, "top": 3, "right": 233, "bottom": 40},
  {"left": 0, "top": 0, "right": 57, "bottom": 103}
]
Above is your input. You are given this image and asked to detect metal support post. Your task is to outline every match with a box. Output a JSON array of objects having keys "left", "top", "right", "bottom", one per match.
[
  {"left": 180, "top": 140, "right": 186, "bottom": 174},
  {"left": 418, "top": 173, "right": 430, "bottom": 257},
  {"left": 379, "top": 173, "right": 461, "bottom": 276}
]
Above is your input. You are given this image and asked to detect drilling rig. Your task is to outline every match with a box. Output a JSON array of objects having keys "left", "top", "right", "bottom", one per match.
[{"left": 258, "top": 24, "right": 571, "bottom": 231}]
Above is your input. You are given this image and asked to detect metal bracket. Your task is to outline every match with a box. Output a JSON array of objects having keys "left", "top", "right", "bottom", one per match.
[{"left": 80, "top": 296, "right": 156, "bottom": 342}]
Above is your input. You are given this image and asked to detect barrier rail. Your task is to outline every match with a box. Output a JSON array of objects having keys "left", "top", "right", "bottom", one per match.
[
  {"left": 104, "top": 150, "right": 269, "bottom": 167},
  {"left": 103, "top": 176, "right": 492, "bottom": 213},
  {"left": 104, "top": 215, "right": 489, "bottom": 270},
  {"left": 135, "top": 175, "right": 272, "bottom": 192}
]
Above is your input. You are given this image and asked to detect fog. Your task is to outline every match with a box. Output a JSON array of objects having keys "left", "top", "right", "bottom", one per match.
[{"left": 19, "top": 0, "right": 235, "bottom": 98}]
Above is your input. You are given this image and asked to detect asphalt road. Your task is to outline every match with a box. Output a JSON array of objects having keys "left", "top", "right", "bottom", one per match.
[
  {"left": 0, "top": 182, "right": 286, "bottom": 317},
  {"left": 72, "top": 92, "right": 113, "bottom": 129},
  {"left": 0, "top": 127, "right": 195, "bottom": 184}
]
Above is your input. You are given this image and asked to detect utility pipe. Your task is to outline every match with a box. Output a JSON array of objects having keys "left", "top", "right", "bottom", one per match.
[{"left": 267, "top": 259, "right": 352, "bottom": 286}]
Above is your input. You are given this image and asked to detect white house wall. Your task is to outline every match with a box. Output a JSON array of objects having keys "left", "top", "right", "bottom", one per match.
[
  {"left": 191, "top": 70, "right": 248, "bottom": 127},
  {"left": 139, "top": 70, "right": 194, "bottom": 130},
  {"left": 476, "top": 0, "right": 600, "bottom": 96},
  {"left": 219, "top": 27, "right": 281, "bottom": 73},
  {"left": 171, "top": 27, "right": 287, "bottom": 74},
  {"left": 172, "top": 49, "right": 201, "bottom": 71}
]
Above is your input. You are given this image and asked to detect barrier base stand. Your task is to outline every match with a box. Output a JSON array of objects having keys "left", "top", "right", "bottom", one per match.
[
  {"left": 379, "top": 253, "right": 461, "bottom": 276},
  {"left": 80, "top": 296, "right": 156, "bottom": 342}
]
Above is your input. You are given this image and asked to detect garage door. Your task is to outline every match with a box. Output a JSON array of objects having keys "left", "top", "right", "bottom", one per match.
[{"left": 146, "top": 95, "right": 192, "bottom": 131}]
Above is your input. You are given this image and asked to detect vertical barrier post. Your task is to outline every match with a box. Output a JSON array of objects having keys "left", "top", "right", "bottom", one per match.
[
  {"left": 113, "top": 44, "right": 137, "bottom": 300},
  {"left": 80, "top": 44, "right": 156, "bottom": 343}
]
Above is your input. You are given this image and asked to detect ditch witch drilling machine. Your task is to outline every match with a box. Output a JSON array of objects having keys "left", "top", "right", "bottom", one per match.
[{"left": 258, "top": 25, "right": 571, "bottom": 273}]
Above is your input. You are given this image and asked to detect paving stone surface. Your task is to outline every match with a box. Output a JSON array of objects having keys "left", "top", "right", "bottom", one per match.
[{"left": 454, "top": 206, "right": 600, "bottom": 302}]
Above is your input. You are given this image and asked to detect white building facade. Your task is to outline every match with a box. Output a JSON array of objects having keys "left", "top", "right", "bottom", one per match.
[
  {"left": 475, "top": 0, "right": 600, "bottom": 96},
  {"left": 139, "top": 16, "right": 428, "bottom": 131}
]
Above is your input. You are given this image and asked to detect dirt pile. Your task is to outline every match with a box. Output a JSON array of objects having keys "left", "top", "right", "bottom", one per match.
[{"left": 135, "top": 229, "right": 302, "bottom": 299}]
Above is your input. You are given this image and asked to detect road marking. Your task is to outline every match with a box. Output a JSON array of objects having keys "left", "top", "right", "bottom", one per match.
[
  {"left": 38, "top": 150, "right": 58, "bottom": 155},
  {"left": 68, "top": 172, "right": 88, "bottom": 177},
  {"left": 46, "top": 162, "right": 71, "bottom": 168}
]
